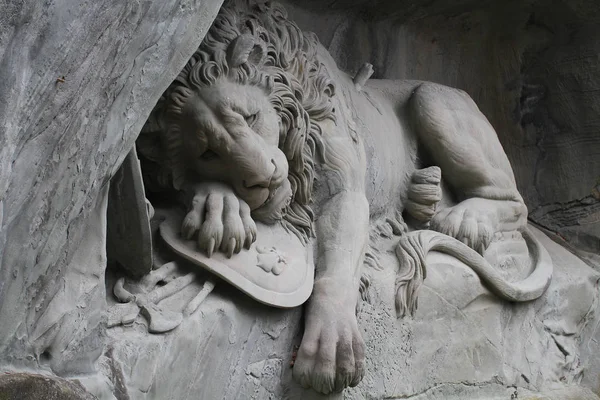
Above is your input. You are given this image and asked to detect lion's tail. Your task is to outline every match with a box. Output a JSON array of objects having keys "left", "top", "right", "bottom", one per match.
[{"left": 394, "top": 227, "right": 553, "bottom": 318}]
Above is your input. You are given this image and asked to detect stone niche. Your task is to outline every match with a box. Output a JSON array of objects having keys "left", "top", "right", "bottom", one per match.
[
  {"left": 283, "top": 0, "right": 600, "bottom": 261},
  {"left": 0, "top": 0, "right": 599, "bottom": 400}
]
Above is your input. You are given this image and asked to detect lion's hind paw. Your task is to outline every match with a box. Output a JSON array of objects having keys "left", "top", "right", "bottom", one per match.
[{"left": 430, "top": 200, "right": 494, "bottom": 255}]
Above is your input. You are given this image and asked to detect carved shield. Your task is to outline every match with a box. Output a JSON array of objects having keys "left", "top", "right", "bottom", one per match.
[{"left": 159, "top": 209, "right": 314, "bottom": 308}]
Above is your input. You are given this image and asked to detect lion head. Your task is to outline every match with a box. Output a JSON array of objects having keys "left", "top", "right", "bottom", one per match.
[{"left": 140, "top": 0, "right": 336, "bottom": 242}]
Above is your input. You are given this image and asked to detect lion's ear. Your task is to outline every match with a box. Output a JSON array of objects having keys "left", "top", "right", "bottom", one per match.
[
  {"left": 247, "top": 43, "right": 266, "bottom": 66},
  {"left": 227, "top": 34, "right": 265, "bottom": 67}
]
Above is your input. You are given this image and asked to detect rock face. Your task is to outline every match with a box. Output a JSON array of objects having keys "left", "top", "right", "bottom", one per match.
[
  {"left": 283, "top": 0, "right": 600, "bottom": 259},
  {"left": 98, "top": 1, "right": 598, "bottom": 398},
  {"left": 0, "top": 373, "right": 97, "bottom": 400},
  {"left": 99, "top": 226, "right": 600, "bottom": 400},
  {"left": 0, "top": 0, "right": 599, "bottom": 399},
  {"left": 0, "top": 0, "right": 223, "bottom": 382}
]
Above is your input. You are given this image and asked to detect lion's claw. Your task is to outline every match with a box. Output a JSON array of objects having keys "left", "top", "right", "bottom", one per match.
[
  {"left": 206, "top": 238, "right": 216, "bottom": 258},
  {"left": 182, "top": 182, "right": 257, "bottom": 257},
  {"left": 182, "top": 210, "right": 201, "bottom": 240},
  {"left": 240, "top": 201, "right": 257, "bottom": 249}
]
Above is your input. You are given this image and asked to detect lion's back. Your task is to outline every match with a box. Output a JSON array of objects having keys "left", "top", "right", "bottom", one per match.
[{"left": 319, "top": 63, "right": 422, "bottom": 215}]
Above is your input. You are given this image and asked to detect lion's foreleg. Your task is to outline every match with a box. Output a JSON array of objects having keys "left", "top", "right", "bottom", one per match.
[
  {"left": 293, "top": 190, "right": 369, "bottom": 394},
  {"left": 314, "top": 191, "right": 369, "bottom": 284}
]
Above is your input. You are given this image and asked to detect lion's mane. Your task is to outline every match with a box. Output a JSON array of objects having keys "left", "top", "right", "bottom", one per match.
[{"left": 140, "top": 0, "right": 336, "bottom": 242}]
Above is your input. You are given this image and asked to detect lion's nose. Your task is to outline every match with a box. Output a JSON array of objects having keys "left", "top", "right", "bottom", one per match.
[{"left": 243, "top": 159, "right": 276, "bottom": 189}]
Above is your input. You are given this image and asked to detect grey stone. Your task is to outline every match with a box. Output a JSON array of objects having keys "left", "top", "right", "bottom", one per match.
[
  {"left": 1, "top": 0, "right": 599, "bottom": 399},
  {"left": 0, "top": 372, "right": 97, "bottom": 400},
  {"left": 107, "top": 147, "right": 153, "bottom": 279},
  {"left": 282, "top": 0, "right": 600, "bottom": 257},
  {"left": 0, "top": 0, "right": 223, "bottom": 379}
]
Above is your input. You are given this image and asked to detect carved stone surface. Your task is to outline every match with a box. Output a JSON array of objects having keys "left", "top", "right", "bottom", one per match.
[
  {"left": 110, "top": 0, "right": 594, "bottom": 397},
  {"left": 0, "top": 0, "right": 224, "bottom": 382},
  {"left": 0, "top": 0, "right": 599, "bottom": 399},
  {"left": 100, "top": 226, "right": 598, "bottom": 399},
  {"left": 107, "top": 147, "right": 153, "bottom": 279},
  {"left": 282, "top": 0, "right": 600, "bottom": 259},
  {"left": 160, "top": 208, "right": 314, "bottom": 308}
]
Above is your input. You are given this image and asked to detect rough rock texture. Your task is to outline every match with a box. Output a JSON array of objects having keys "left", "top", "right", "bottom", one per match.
[
  {"left": 277, "top": 1, "right": 600, "bottom": 395},
  {"left": 1, "top": 0, "right": 599, "bottom": 399},
  {"left": 98, "top": 226, "right": 599, "bottom": 400},
  {"left": 0, "top": 0, "right": 222, "bottom": 379},
  {"left": 283, "top": 0, "right": 600, "bottom": 258},
  {"left": 346, "top": 227, "right": 600, "bottom": 399},
  {"left": 0, "top": 372, "right": 97, "bottom": 400}
]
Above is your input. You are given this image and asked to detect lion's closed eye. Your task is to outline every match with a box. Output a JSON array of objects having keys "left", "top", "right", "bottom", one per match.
[
  {"left": 200, "top": 149, "right": 220, "bottom": 161},
  {"left": 244, "top": 112, "right": 259, "bottom": 129}
]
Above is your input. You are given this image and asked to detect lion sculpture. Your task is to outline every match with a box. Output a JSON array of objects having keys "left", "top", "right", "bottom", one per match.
[{"left": 138, "top": 0, "right": 553, "bottom": 394}]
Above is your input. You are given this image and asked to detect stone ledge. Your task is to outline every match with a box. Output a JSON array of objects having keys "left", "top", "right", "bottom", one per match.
[{"left": 0, "top": 372, "right": 97, "bottom": 400}]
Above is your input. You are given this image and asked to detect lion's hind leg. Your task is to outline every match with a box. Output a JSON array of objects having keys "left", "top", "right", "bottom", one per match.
[{"left": 409, "top": 82, "right": 528, "bottom": 253}]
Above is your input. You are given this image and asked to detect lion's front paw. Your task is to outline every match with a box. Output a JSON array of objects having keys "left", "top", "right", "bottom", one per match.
[
  {"left": 430, "top": 199, "right": 495, "bottom": 254},
  {"left": 181, "top": 183, "right": 257, "bottom": 257},
  {"left": 293, "top": 298, "right": 365, "bottom": 394}
]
